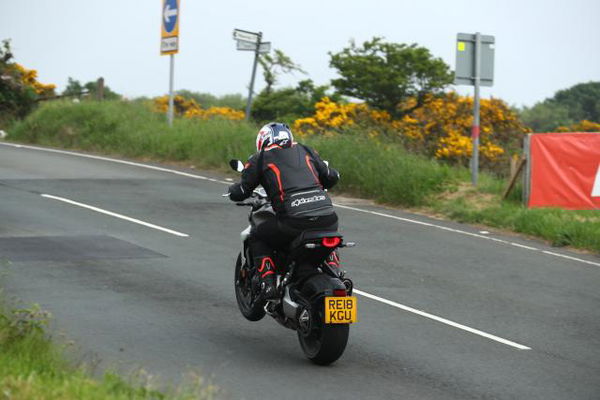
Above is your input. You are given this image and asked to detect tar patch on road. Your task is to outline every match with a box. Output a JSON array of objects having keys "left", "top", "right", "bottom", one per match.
[{"left": 0, "top": 235, "right": 165, "bottom": 262}]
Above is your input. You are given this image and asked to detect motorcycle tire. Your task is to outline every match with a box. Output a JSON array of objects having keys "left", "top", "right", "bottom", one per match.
[
  {"left": 297, "top": 306, "right": 349, "bottom": 365},
  {"left": 234, "top": 253, "right": 266, "bottom": 321}
]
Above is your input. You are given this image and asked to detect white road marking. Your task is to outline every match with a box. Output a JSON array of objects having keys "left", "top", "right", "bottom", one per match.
[
  {"left": 354, "top": 289, "right": 531, "bottom": 350},
  {"left": 41, "top": 194, "right": 189, "bottom": 237},
  {"left": 3, "top": 142, "right": 598, "bottom": 268},
  {"left": 333, "top": 203, "right": 600, "bottom": 268},
  {"left": 2, "top": 142, "right": 598, "bottom": 348}
]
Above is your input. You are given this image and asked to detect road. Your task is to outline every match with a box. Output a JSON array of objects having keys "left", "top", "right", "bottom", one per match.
[{"left": 1, "top": 142, "right": 599, "bottom": 400}]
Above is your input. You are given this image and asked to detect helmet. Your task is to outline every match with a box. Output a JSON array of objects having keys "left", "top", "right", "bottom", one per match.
[{"left": 256, "top": 122, "right": 294, "bottom": 151}]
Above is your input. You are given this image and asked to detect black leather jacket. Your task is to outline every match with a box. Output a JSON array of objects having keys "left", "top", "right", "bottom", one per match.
[{"left": 229, "top": 143, "right": 339, "bottom": 216}]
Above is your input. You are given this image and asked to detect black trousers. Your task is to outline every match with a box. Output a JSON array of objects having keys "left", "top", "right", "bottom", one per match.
[{"left": 250, "top": 212, "right": 339, "bottom": 260}]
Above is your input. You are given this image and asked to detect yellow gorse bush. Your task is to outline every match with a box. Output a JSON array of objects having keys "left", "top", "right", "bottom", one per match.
[
  {"left": 294, "top": 92, "right": 529, "bottom": 165},
  {"left": 12, "top": 63, "right": 56, "bottom": 96},
  {"left": 153, "top": 95, "right": 244, "bottom": 121},
  {"left": 555, "top": 120, "right": 600, "bottom": 132}
]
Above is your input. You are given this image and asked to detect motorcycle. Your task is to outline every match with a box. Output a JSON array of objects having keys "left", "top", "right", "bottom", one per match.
[{"left": 226, "top": 159, "right": 357, "bottom": 365}]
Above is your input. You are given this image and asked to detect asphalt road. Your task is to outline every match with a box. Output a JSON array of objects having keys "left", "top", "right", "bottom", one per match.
[{"left": 1, "top": 142, "right": 599, "bottom": 400}]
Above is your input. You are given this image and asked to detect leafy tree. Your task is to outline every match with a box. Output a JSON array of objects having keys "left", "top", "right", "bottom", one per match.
[
  {"left": 552, "top": 81, "right": 600, "bottom": 122},
  {"left": 329, "top": 37, "right": 453, "bottom": 117},
  {"left": 258, "top": 49, "right": 305, "bottom": 94},
  {"left": 0, "top": 39, "right": 55, "bottom": 123},
  {"left": 520, "top": 82, "right": 600, "bottom": 132},
  {"left": 520, "top": 102, "right": 574, "bottom": 132},
  {"left": 251, "top": 79, "right": 339, "bottom": 123}
]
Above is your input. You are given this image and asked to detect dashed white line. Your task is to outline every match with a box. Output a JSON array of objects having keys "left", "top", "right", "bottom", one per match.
[
  {"left": 41, "top": 194, "right": 190, "bottom": 237},
  {"left": 354, "top": 289, "right": 531, "bottom": 350}
]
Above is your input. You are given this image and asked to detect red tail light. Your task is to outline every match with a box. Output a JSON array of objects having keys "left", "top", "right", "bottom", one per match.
[
  {"left": 322, "top": 237, "right": 341, "bottom": 248},
  {"left": 333, "top": 289, "right": 347, "bottom": 297}
]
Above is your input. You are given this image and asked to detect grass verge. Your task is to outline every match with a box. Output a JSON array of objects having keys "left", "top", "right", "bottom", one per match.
[
  {"left": 7, "top": 100, "right": 599, "bottom": 253},
  {"left": 0, "top": 296, "right": 215, "bottom": 400}
]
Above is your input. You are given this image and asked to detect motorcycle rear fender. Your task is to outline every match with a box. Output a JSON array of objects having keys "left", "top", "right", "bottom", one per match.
[{"left": 300, "top": 273, "right": 346, "bottom": 301}]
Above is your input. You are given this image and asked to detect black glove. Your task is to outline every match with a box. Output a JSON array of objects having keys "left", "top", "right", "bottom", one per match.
[{"left": 228, "top": 183, "right": 247, "bottom": 201}]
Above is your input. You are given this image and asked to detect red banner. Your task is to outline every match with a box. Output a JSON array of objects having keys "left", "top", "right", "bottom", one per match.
[{"left": 528, "top": 132, "right": 600, "bottom": 209}]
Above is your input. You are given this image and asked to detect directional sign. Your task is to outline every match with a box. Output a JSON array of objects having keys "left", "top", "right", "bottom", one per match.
[
  {"left": 233, "top": 29, "right": 260, "bottom": 44},
  {"left": 236, "top": 40, "right": 271, "bottom": 54},
  {"left": 161, "top": 0, "right": 180, "bottom": 55}
]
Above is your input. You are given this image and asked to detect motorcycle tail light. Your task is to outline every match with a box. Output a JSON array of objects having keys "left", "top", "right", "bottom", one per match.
[
  {"left": 333, "top": 289, "right": 347, "bottom": 297},
  {"left": 322, "top": 237, "right": 341, "bottom": 248}
]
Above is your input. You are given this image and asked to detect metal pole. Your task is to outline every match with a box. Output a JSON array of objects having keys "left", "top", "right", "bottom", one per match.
[
  {"left": 167, "top": 54, "right": 175, "bottom": 127},
  {"left": 244, "top": 32, "right": 262, "bottom": 122},
  {"left": 471, "top": 32, "right": 481, "bottom": 186}
]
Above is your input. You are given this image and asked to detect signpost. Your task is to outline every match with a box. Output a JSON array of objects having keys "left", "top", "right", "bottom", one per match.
[
  {"left": 161, "top": 0, "right": 180, "bottom": 127},
  {"left": 233, "top": 29, "right": 269, "bottom": 121},
  {"left": 455, "top": 32, "right": 495, "bottom": 186}
]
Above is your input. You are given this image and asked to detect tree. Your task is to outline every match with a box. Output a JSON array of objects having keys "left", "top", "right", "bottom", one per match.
[
  {"left": 520, "top": 102, "right": 574, "bottom": 132},
  {"left": 329, "top": 37, "right": 453, "bottom": 117},
  {"left": 519, "top": 81, "right": 600, "bottom": 132},
  {"left": 552, "top": 81, "right": 600, "bottom": 123},
  {"left": 251, "top": 79, "right": 339, "bottom": 123},
  {"left": 0, "top": 39, "right": 55, "bottom": 123},
  {"left": 258, "top": 49, "right": 305, "bottom": 94}
]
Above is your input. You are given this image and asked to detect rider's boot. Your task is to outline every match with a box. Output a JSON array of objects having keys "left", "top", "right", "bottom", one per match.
[
  {"left": 326, "top": 249, "right": 341, "bottom": 269},
  {"left": 255, "top": 256, "right": 278, "bottom": 299}
]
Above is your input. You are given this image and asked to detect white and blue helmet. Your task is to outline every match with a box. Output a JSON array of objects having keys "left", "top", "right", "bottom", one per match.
[{"left": 256, "top": 122, "right": 294, "bottom": 151}]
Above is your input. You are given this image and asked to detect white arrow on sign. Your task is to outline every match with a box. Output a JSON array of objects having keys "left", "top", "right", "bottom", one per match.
[
  {"left": 164, "top": 4, "right": 177, "bottom": 23},
  {"left": 592, "top": 163, "right": 600, "bottom": 197}
]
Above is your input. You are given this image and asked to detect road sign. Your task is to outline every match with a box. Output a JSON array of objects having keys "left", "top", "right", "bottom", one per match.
[
  {"left": 454, "top": 32, "right": 495, "bottom": 186},
  {"left": 233, "top": 29, "right": 260, "bottom": 44},
  {"left": 161, "top": 0, "right": 180, "bottom": 55},
  {"left": 236, "top": 40, "right": 271, "bottom": 53},
  {"left": 455, "top": 33, "right": 495, "bottom": 86}
]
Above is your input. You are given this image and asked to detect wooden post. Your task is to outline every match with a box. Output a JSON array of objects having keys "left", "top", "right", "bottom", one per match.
[
  {"left": 97, "top": 77, "right": 105, "bottom": 101},
  {"left": 502, "top": 157, "right": 527, "bottom": 200}
]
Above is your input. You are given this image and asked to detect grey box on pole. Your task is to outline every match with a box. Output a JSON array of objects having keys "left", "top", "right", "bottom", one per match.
[{"left": 455, "top": 33, "right": 495, "bottom": 87}]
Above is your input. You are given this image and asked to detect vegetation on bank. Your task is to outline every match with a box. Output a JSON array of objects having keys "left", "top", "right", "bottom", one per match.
[
  {"left": 7, "top": 100, "right": 600, "bottom": 253},
  {"left": 0, "top": 297, "right": 215, "bottom": 400}
]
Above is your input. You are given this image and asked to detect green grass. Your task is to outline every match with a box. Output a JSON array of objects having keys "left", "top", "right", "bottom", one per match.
[
  {"left": 7, "top": 100, "right": 600, "bottom": 253},
  {"left": 0, "top": 299, "right": 216, "bottom": 400}
]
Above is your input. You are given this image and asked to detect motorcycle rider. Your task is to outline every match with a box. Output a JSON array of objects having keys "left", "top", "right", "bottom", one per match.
[{"left": 228, "top": 122, "right": 341, "bottom": 299}]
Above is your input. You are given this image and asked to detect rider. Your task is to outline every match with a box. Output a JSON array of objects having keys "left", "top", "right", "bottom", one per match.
[{"left": 228, "top": 122, "right": 340, "bottom": 299}]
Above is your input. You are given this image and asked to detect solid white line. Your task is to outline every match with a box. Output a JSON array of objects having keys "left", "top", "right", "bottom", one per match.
[
  {"left": 41, "top": 194, "right": 189, "bottom": 237},
  {"left": 354, "top": 289, "right": 531, "bottom": 350},
  {"left": 3, "top": 142, "right": 599, "bottom": 269},
  {"left": 0, "top": 142, "right": 231, "bottom": 184}
]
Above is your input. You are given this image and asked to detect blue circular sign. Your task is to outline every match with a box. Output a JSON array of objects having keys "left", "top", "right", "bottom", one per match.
[{"left": 163, "top": 0, "right": 178, "bottom": 33}]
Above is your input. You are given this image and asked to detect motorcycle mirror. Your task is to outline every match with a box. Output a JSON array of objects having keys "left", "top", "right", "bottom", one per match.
[{"left": 229, "top": 159, "right": 244, "bottom": 173}]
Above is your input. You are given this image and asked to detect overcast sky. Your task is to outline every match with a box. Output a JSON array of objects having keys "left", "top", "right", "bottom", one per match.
[{"left": 1, "top": 0, "right": 598, "bottom": 107}]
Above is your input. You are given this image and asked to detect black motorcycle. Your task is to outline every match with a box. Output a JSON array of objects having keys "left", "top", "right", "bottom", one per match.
[{"left": 226, "top": 159, "right": 357, "bottom": 365}]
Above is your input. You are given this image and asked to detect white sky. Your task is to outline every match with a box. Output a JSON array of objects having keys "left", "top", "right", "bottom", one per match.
[{"left": 1, "top": 0, "right": 599, "bottom": 107}]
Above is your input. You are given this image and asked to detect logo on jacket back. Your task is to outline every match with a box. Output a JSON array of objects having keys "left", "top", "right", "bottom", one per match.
[{"left": 291, "top": 195, "right": 327, "bottom": 207}]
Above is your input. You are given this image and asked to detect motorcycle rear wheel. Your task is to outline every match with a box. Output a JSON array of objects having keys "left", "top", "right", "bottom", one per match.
[
  {"left": 297, "top": 309, "right": 349, "bottom": 365},
  {"left": 234, "top": 253, "right": 266, "bottom": 321}
]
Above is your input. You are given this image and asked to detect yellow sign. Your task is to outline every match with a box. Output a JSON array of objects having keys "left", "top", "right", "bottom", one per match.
[
  {"left": 457, "top": 41, "right": 466, "bottom": 52},
  {"left": 161, "top": 0, "right": 180, "bottom": 55},
  {"left": 324, "top": 296, "right": 357, "bottom": 324}
]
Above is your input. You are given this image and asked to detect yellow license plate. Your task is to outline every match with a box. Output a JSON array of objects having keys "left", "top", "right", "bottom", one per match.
[{"left": 324, "top": 296, "right": 357, "bottom": 324}]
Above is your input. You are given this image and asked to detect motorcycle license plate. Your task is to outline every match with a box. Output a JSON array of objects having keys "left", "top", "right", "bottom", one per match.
[{"left": 324, "top": 296, "right": 357, "bottom": 324}]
